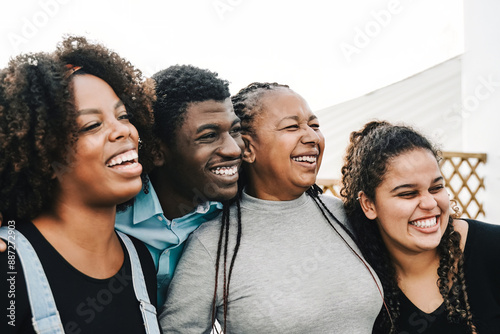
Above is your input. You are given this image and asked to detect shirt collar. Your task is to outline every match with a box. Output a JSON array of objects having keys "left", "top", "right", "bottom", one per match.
[
  {"left": 132, "top": 180, "right": 164, "bottom": 224},
  {"left": 132, "top": 181, "right": 223, "bottom": 224},
  {"left": 196, "top": 201, "right": 223, "bottom": 214}
]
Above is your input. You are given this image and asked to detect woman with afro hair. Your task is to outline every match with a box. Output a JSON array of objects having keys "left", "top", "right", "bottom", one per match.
[
  {"left": 341, "top": 120, "right": 500, "bottom": 334},
  {"left": 0, "top": 36, "right": 160, "bottom": 333}
]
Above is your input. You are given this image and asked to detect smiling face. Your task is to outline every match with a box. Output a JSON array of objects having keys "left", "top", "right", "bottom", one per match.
[
  {"left": 162, "top": 98, "right": 244, "bottom": 204},
  {"left": 243, "top": 89, "right": 325, "bottom": 200},
  {"left": 360, "top": 148, "right": 450, "bottom": 256},
  {"left": 55, "top": 74, "right": 143, "bottom": 207}
]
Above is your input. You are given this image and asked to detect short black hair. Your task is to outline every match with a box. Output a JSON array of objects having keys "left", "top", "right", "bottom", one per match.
[{"left": 151, "top": 65, "right": 230, "bottom": 145}]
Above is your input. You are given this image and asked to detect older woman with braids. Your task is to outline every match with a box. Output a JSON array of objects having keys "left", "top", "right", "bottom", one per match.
[
  {"left": 341, "top": 120, "right": 500, "bottom": 334},
  {"left": 160, "top": 83, "right": 384, "bottom": 333},
  {"left": 0, "top": 37, "right": 160, "bottom": 333}
]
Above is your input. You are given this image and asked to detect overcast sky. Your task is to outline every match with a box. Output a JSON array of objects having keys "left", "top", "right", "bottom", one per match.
[{"left": 0, "top": 0, "right": 463, "bottom": 110}]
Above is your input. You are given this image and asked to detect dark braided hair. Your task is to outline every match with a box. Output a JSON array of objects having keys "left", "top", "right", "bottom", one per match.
[
  {"left": 340, "top": 120, "right": 476, "bottom": 333},
  {"left": 210, "top": 82, "right": 289, "bottom": 332},
  {"left": 0, "top": 36, "right": 155, "bottom": 221},
  {"left": 210, "top": 83, "right": 383, "bottom": 332}
]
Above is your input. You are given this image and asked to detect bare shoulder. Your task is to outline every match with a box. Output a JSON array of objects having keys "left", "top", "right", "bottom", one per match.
[{"left": 453, "top": 219, "right": 469, "bottom": 251}]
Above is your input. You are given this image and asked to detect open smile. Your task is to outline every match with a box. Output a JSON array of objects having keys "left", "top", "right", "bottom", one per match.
[
  {"left": 408, "top": 215, "right": 440, "bottom": 233},
  {"left": 210, "top": 165, "right": 239, "bottom": 176},
  {"left": 106, "top": 149, "right": 138, "bottom": 168},
  {"left": 105, "top": 149, "right": 142, "bottom": 176},
  {"left": 292, "top": 155, "right": 317, "bottom": 163}
]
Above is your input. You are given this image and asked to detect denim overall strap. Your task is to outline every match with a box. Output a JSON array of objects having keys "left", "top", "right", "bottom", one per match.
[
  {"left": 116, "top": 231, "right": 160, "bottom": 334},
  {"left": 0, "top": 227, "right": 64, "bottom": 334}
]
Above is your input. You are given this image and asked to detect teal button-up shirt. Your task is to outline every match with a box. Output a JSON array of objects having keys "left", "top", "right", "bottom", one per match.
[{"left": 115, "top": 181, "right": 222, "bottom": 306}]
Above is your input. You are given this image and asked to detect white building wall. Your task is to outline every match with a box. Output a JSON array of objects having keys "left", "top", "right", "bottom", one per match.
[
  {"left": 315, "top": 56, "right": 463, "bottom": 180},
  {"left": 463, "top": 0, "right": 500, "bottom": 223}
]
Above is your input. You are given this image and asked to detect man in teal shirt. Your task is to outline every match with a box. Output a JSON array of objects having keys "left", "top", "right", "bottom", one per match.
[{"left": 115, "top": 65, "right": 244, "bottom": 305}]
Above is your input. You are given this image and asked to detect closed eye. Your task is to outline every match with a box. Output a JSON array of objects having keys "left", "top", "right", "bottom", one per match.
[
  {"left": 198, "top": 132, "right": 217, "bottom": 141},
  {"left": 79, "top": 122, "right": 101, "bottom": 133},
  {"left": 397, "top": 191, "right": 418, "bottom": 198},
  {"left": 118, "top": 113, "right": 131, "bottom": 121},
  {"left": 230, "top": 126, "right": 242, "bottom": 136},
  {"left": 430, "top": 184, "right": 445, "bottom": 193}
]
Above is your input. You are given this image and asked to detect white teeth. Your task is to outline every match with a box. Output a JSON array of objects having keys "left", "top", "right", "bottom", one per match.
[
  {"left": 212, "top": 165, "right": 238, "bottom": 176},
  {"left": 106, "top": 150, "right": 138, "bottom": 167},
  {"left": 292, "top": 155, "right": 317, "bottom": 163},
  {"left": 410, "top": 217, "right": 438, "bottom": 228}
]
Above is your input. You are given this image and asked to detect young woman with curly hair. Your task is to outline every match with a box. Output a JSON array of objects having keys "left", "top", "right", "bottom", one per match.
[
  {"left": 341, "top": 120, "right": 500, "bottom": 334},
  {"left": 0, "top": 36, "right": 160, "bottom": 333},
  {"left": 160, "top": 83, "right": 384, "bottom": 333}
]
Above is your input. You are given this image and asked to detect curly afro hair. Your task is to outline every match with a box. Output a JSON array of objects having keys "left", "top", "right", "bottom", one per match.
[
  {"left": 0, "top": 36, "right": 155, "bottom": 221},
  {"left": 55, "top": 36, "right": 156, "bottom": 174},
  {"left": 151, "top": 64, "right": 230, "bottom": 146}
]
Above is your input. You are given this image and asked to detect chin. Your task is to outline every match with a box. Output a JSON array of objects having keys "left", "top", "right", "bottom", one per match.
[
  {"left": 116, "top": 183, "right": 143, "bottom": 203},
  {"left": 211, "top": 186, "right": 239, "bottom": 202},
  {"left": 297, "top": 180, "right": 317, "bottom": 191}
]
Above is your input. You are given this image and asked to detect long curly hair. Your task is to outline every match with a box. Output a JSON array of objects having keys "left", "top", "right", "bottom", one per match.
[
  {"left": 340, "top": 120, "right": 475, "bottom": 333},
  {"left": 151, "top": 64, "right": 230, "bottom": 146},
  {"left": 0, "top": 36, "right": 155, "bottom": 221}
]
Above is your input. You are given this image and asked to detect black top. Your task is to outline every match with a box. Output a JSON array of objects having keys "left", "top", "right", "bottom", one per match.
[
  {"left": 396, "top": 219, "right": 500, "bottom": 334},
  {"left": 0, "top": 221, "right": 157, "bottom": 334}
]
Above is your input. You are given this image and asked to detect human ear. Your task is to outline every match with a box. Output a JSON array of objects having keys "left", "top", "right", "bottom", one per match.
[
  {"left": 358, "top": 191, "right": 378, "bottom": 220},
  {"left": 153, "top": 141, "right": 167, "bottom": 167},
  {"left": 241, "top": 134, "right": 255, "bottom": 163}
]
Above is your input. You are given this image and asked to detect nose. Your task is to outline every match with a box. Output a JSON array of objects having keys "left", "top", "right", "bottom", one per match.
[
  {"left": 218, "top": 133, "right": 243, "bottom": 158},
  {"left": 109, "top": 118, "right": 132, "bottom": 142},
  {"left": 419, "top": 192, "right": 438, "bottom": 210},
  {"left": 301, "top": 125, "right": 321, "bottom": 145}
]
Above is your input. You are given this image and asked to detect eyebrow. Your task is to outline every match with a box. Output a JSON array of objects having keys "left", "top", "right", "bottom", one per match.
[
  {"left": 77, "top": 100, "right": 125, "bottom": 116},
  {"left": 195, "top": 118, "right": 241, "bottom": 134},
  {"left": 390, "top": 176, "right": 444, "bottom": 193},
  {"left": 279, "top": 114, "right": 318, "bottom": 123}
]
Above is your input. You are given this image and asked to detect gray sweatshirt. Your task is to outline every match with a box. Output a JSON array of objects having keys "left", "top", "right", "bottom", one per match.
[{"left": 160, "top": 191, "right": 382, "bottom": 333}]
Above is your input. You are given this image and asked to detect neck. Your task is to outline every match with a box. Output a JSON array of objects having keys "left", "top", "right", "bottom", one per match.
[
  {"left": 34, "top": 200, "right": 118, "bottom": 252},
  {"left": 389, "top": 247, "right": 440, "bottom": 279},
  {"left": 32, "top": 197, "right": 124, "bottom": 279},
  {"left": 245, "top": 179, "right": 305, "bottom": 201},
  {"left": 150, "top": 167, "right": 198, "bottom": 220}
]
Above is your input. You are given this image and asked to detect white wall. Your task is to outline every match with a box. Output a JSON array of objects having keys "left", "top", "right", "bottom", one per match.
[
  {"left": 463, "top": 0, "right": 500, "bottom": 223},
  {"left": 316, "top": 56, "right": 463, "bottom": 180}
]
